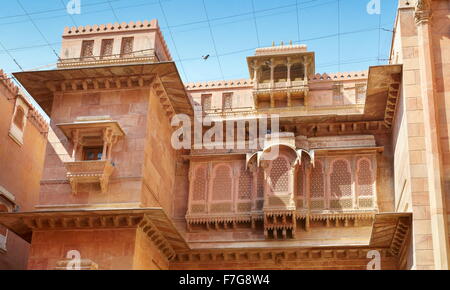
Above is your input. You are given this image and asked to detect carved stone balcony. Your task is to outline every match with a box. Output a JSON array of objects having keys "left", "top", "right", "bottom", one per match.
[
  {"left": 57, "top": 50, "right": 159, "bottom": 69},
  {"left": 64, "top": 160, "right": 115, "bottom": 194},
  {"left": 254, "top": 80, "right": 308, "bottom": 94}
]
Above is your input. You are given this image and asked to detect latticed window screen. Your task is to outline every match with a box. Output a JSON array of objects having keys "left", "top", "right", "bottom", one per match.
[
  {"left": 357, "top": 159, "right": 373, "bottom": 196},
  {"left": 297, "top": 163, "right": 304, "bottom": 197},
  {"left": 257, "top": 169, "right": 264, "bottom": 198},
  {"left": 355, "top": 84, "right": 367, "bottom": 104},
  {"left": 270, "top": 157, "right": 289, "bottom": 193},
  {"left": 211, "top": 165, "right": 232, "bottom": 201},
  {"left": 238, "top": 167, "right": 252, "bottom": 200},
  {"left": 333, "top": 83, "right": 344, "bottom": 105},
  {"left": 121, "top": 37, "right": 134, "bottom": 56},
  {"left": 330, "top": 160, "right": 352, "bottom": 198},
  {"left": 192, "top": 166, "right": 207, "bottom": 201},
  {"left": 81, "top": 40, "right": 94, "bottom": 59},
  {"left": 311, "top": 160, "right": 325, "bottom": 198},
  {"left": 201, "top": 94, "right": 212, "bottom": 111},
  {"left": 222, "top": 93, "right": 233, "bottom": 110},
  {"left": 101, "top": 39, "right": 114, "bottom": 58}
]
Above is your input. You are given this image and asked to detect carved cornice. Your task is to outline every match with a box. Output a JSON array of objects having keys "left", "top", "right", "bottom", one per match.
[
  {"left": 0, "top": 70, "right": 49, "bottom": 135},
  {"left": 139, "top": 215, "right": 176, "bottom": 260},
  {"left": 57, "top": 56, "right": 158, "bottom": 69},
  {"left": 45, "top": 75, "right": 155, "bottom": 93},
  {"left": 0, "top": 208, "right": 189, "bottom": 254},
  {"left": 415, "top": 0, "right": 432, "bottom": 25},
  {"left": 185, "top": 79, "right": 254, "bottom": 90},
  {"left": 172, "top": 247, "right": 395, "bottom": 266}
]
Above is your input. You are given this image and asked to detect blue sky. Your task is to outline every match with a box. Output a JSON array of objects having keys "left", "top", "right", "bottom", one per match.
[{"left": 0, "top": 0, "right": 398, "bottom": 84}]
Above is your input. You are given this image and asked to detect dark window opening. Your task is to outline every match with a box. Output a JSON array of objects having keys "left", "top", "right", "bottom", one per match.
[{"left": 83, "top": 146, "right": 103, "bottom": 161}]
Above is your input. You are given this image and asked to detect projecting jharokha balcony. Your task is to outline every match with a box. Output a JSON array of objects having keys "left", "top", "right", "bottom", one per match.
[
  {"left": 56, "top": 116, "right": 125, "bottom": 195},
  {"left": 64, "top": 160, "right": 115, "bottom": 195}
]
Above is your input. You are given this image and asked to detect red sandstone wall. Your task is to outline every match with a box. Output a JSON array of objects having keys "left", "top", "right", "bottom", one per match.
[
  {"left": 429, "top": 0, "right": 450, "bottom": 251},
  {"left": 39, "top": 89, "right": 149, "bottom": 207},
  {"left": 140, "top": 87, "right": 179, "bottom": 214},
  {"left": 0, "top": 78, "right": 48, "bottom": 269},
  {"left": 132, "top": 228, "right": 169, "bottom": 269},
  {"left": 28, "top": 229, "right": 137, "bottom": 270}
]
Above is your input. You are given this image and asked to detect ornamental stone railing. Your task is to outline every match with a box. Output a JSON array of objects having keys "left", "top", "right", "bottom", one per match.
[{"left": 64, "top": 160, "right": 115, "bottom": 194}]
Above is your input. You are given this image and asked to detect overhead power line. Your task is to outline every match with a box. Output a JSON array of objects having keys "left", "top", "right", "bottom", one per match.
[
  {"left": 16, "top": 0, "right": 60, "bottom": 60},
  {"left": 60, "top": 0, "right": 78, "bottom": 27},
  {"left": 1, "top": 0, "right": 124, "bottom": 20},
  {"left": 251, "top": 0, "right": 261, "bottom": 47},
  {"left": 158, "top": 0, "right": 189, "bottom": 82},
  {"left": 295, "top": 0, "right": 301, "bottom": 42},
  {"left": 337, "top": 0, "right": 341, "bottom": 72},
  {"left": 106, "top": 0, "right": 121, "bottom": 23},
  {"left": 202, "top": 0, "right": 225, "bottom": 81},
  {"left": 0, "top": 40, "right": 23, "bottom": 71}
]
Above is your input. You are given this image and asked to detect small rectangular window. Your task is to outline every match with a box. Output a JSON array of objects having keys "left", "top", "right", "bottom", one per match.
[
  {"left": 121, "top": 37, "right": 134, "bottom": 57},
  {"left": 81, "top": 40, "right": 94, "bottom": 59},
  {"left": 201, "top": 94, "right": 212, "bottom": 111},
  {"left": 9, "top": 97, "right": 29, "bottom": 145},
  {"left": 332, "top": 82, "right": 344, "bottom": 105},
  {"left": 355, "top": 83, "right": 367, "bottom": 104},
  {"left": 100, "top": 39, "right": 114, "bottom": 58},
  {"left": 222, "top": 93, "right": 233, "bottom": 111},
  {"left": 83, "top": 146, "right": 103, "bottom": 161}
]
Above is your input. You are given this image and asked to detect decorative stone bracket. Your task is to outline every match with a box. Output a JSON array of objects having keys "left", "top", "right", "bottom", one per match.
[{"left": 65, "top": 160, "right": 115, "bottom": 194}]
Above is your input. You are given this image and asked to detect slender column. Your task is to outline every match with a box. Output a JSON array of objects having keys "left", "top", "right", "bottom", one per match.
[
  {"left": 287, "top": 58, "right": 292, "bottom": 87},
  {"left": 303, "top": 56, "right": 308, "bottom": 82},
  {"left": 270, "top": 58, "right": 275, "bottom": 88},
  {"left": 415, "top": 0, "right": 450, "bottom": 269},
  {"left": 72, "top": 129, "right": 79, "bottom": 161}
]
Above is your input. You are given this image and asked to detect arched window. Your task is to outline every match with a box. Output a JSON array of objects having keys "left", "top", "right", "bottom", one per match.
[
  {"left": 192, "top": 165, "right": 207, "bottom": 201},
  {"left": 189, "top": 164, "right": 208, "bottom": 214},
  {"left": 273, "top": 65, "right": 287, "bottom": 82},
  {"left": 310, "top": 160, "right": 325, "bottom": 210},
  {"left": 310, "top": 160, "right": 325, "bottom": 198},
  {"left": 210, "top": 164, "right": 233, "bottom": 213},
  {"left": 329, "top": 159, "right": 353, "bottom": 210},
  {"left": 256, "top": 169, "right": 264, "bottom": 198},
  {"left": 297, "top": 163, "right": 305, "bottom": 197},
  {"left": 296, "top": 162, "right": 305, "bottom": 208},
  {"left": 357, "top": 158, "right": 373, "bottom": 196},
  {"left": 269, "top": 156, "right": 290, "bottom": 194},
  {"left": 13, "top": 106, "right": 25, "bottom": 130},
  {"left": 211, "top": 165, "right": 232, "bottom": 201},
  {"left": 330, "top": 159, "right": 352, "bottom": 198},
  {"left": 259, "top": 65, "right": 271, "bottom": 83},
  {"left": 291, "top": 63, "right": 305, "bottom": 80}
]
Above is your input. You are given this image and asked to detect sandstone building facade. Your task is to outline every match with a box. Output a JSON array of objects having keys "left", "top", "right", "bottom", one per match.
[{"left": 0, "top": 0, "right": 448, "bottom": 270}]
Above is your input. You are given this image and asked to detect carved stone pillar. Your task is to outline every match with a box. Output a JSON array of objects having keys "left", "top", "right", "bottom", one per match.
[
  {"left": 414, "top": 0, "right": 450, "bottom": 269},
  {"left": 72, "top": 129, "right": 80, "bottom": 160},
  {"left": 287, "top": 57, "right": 292, "bottom": 86},
  {"left": 269, "top": 58, "right": 275, "bottom": 88},
  {"left": 303, "top": 56, "right": 309, "bottom": 82}
]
